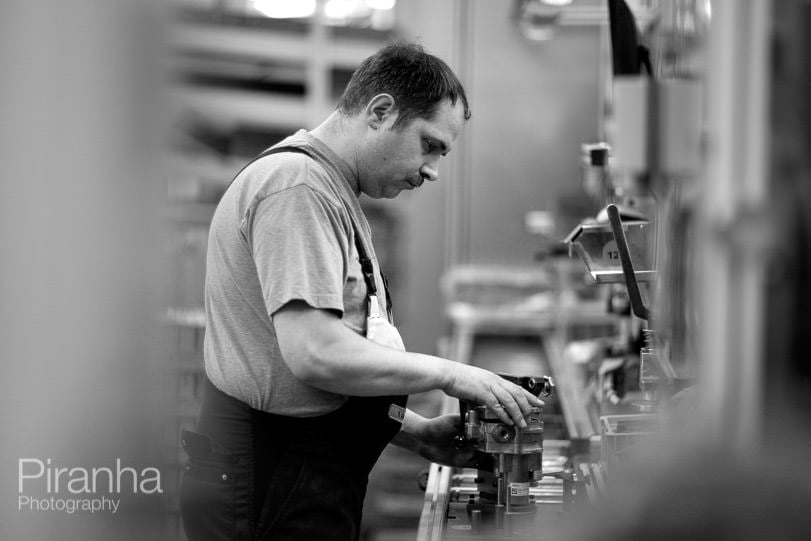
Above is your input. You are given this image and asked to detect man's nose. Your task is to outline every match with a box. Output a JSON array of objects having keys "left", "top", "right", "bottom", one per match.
[{"left": 419, "top": 163, "right": 439, "bottom": 182}]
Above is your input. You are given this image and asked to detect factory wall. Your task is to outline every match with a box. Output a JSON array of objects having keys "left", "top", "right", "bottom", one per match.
[
  {"left": 464, "top": 3, "right": 602, "bottom": 264},
  {"left": 386, "top": 0, "right": 602, "bottom": 354}
]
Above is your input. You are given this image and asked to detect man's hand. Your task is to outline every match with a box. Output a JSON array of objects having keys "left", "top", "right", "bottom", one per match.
[
  {"left": 415, "top": 414, "right": 476, "bottom": 467},
  {"left": 442, "top": 362, "right": 543, "bottom": 428},
  {"left": 392, "top": 412, "right": 475, "bottom": 468}
]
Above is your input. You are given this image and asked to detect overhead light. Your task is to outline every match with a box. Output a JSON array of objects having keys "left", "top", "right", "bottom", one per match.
[
  {"left": 365, "top": 0, "right": 396, "bottom": 9},
  {"left": 540, "top": 0, "right": 572, "bottom": 5},
  {"left": 321, "top": 0, "right": 395, "bottom": 28},
  {"left": 324, "top": 0, "right": 354, "bottom": 20},
  {"left": 250, "top": 0, "right": 316, "bottom": 19}
]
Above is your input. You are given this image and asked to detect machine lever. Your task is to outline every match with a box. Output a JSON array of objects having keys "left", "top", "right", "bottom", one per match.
[{"left": 606, "top": 204, "right": 650, "bottom": 320}]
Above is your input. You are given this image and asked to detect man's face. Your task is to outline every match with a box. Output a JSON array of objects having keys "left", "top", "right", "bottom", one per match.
[{"left": 358, "top": 99, "right": 466, "bottom": 199}]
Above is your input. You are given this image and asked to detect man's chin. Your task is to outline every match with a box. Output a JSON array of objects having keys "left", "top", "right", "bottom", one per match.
[
  {"left": 381, "top": 187, "right": 406, "bottom": 199},
  {"left": 367, "top": 183, "right": 410, "bottom": 199},
  {"left": 364, "top": 190, "right": 398, "bottom": 200}
]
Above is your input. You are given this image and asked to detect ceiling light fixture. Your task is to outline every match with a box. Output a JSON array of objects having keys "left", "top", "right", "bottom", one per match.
[
  {"left": 365, "top": 0, "right": 396, "bottom": 10},
  {"left": 250, "top": 0, "right": 316, "bottom": 19}
]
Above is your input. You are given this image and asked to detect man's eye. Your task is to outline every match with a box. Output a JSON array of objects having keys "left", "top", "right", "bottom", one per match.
[{"left": 424, "top": 140, "right": 436, "bottom": 153}]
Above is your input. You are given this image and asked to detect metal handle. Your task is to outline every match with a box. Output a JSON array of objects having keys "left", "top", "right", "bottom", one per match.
[{"left": 606, "top": 204, "right": 650, "bottom": 320}]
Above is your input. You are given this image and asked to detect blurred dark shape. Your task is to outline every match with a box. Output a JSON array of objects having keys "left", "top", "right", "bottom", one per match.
[
  {"left": 763, "top": 0, "right": 811, "bottom": 430},
  {"left": 607, "top": 0, "right": 652, "bottom": 76}
]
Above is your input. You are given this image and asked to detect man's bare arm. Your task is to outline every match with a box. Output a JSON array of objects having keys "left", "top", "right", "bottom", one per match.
[{"left": 272, "top": 301, "right": 542, "bottom": 427}]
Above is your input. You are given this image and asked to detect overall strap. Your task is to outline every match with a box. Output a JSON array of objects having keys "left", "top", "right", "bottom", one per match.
[{"left": 231, "top": 145, "right": 392, "bottom": 315}]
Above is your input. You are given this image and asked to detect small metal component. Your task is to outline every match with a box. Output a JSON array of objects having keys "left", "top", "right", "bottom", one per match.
[
  {"left": 496, "top": 474, "right": 504, "bottom": 506},
  {"left": 494, "top": 504, "right": 505, "bottom": 529},
  {"left": 504, "top": 471, "right": 512, "bottom": 514},
  {"left": 540, "top": 376, "right": 555, "bottom": 397},
  {"left": 469, "top": 508, "right": 482, "bottom": 534},
  {"left": 417, "top": 469, "right": 430, "bottom": 491}
]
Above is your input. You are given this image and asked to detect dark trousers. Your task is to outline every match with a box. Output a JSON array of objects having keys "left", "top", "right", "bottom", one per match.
[{"left": 180, "top": 378, "right": 405, "bottom": 541}]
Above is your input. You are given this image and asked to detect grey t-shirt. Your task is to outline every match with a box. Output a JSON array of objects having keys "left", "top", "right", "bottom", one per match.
[{"left": 203, "top": 130, "right": 389, "bottom": 416}]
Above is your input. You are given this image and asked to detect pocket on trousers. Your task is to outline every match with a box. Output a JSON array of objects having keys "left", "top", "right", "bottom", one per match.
[
  {"left": 254, "top": 455, "right": 307, "bottom": 538},
  {"left": 180, "top": 431, "right": 249, "bottom": 541}
]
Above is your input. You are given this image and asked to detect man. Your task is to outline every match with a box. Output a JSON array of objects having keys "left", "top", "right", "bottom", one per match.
[{"left": 180, "top": 42, "right": 542, "bottom": 541}]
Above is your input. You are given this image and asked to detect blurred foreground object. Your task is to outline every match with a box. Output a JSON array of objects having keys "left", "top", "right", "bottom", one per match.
[{"left": 0, "top": 1, "right": 169, "bottom": 539}]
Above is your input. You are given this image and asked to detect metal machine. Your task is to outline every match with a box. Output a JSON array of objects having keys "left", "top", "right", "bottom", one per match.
[
  {"left": 458, "top": 375, "right": 553, "bottom": 533},
  {"left": 416, "top": 0, "right": 765, "bottom": 538},
  {"left": 417, "top": 374, "right": 587, "bottom": 539}
]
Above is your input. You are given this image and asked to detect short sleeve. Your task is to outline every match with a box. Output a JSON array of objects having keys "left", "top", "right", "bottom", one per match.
[{"left": 246, "top": 185, "right": 351, "bottom": 317}]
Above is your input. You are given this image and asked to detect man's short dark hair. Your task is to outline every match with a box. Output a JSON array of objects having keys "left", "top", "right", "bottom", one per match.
[{"left": 337, "top": 42, "right": 471, "bottom": 129}]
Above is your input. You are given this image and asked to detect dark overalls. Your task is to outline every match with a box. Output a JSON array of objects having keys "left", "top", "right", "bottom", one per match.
[{"left": 179, "top": 146, "right": 407, "bottom": 541}]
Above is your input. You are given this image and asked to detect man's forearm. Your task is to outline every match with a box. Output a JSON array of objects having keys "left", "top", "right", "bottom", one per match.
[
  {"left": 273, "top": 301, "right": 452, "bottom": 397},
  {"left": 273, "top": 301, "right": 544, "bottom": 429},
  {"left": 294, "top": 328, "right": 451, "bottom": 396}
]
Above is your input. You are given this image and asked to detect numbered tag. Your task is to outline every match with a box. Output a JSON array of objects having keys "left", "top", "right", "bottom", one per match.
[{"left": 602, "top": 240, "right": 620, "bottom": 263}]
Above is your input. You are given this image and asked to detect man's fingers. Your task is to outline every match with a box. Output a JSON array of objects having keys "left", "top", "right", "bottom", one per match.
[
  {"left": 497, "top": 381, "right": 534, "bottom": 420},
  {"left": 493, "top": 382, "right": 543, "bottom": 427},
  {"left": 446, "top": 365, "right": 545, "bottom": 428},
  {"left": 525, "top": 389, "right": 544, "bottom": 407},
  {"left": 489, "top": 401, "right": 513, "bottom": 426},
  {"left": 509, "top": 385, "right": 534, "bottom": 418},
  {"left": 492, "top": 387, "right": 526, "bottom": 428}
]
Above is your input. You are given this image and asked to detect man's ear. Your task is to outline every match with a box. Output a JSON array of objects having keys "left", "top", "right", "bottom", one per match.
[{"left": 365, "top": 94, "right": 397, "bottom": 129}]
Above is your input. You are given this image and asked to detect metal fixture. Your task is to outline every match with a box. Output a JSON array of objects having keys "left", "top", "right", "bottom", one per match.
[{"left": 456, "top": 374, "right": 555, "bottom": 535}]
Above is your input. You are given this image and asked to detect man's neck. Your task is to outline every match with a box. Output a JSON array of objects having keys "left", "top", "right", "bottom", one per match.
[
  {"left": 310, "top": 112, "right": 362, "bottom": 184},
  {"left": 310, "top": 111, "right": 363, "bottom": 196}
]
